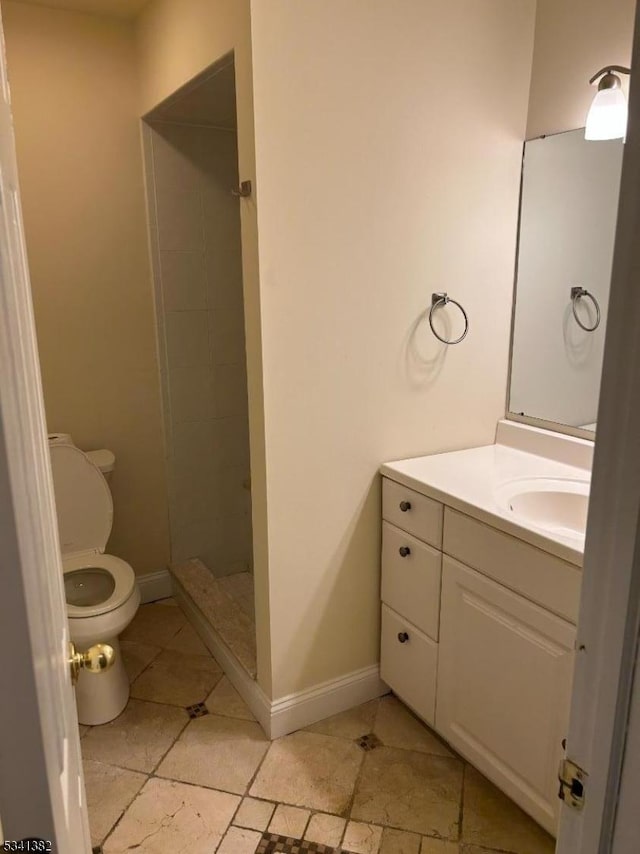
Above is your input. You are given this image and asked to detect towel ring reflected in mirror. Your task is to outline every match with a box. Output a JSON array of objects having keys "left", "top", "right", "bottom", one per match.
[
  {"left": 571, "top": 286, "right": 601, "bottom": 332},
  {"left": 428, "top": 292, "right": 469, "bottom": 345}
]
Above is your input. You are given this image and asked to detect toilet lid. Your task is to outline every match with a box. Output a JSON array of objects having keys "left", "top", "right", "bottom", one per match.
[{"left": 50, "top": 444, "right": 113, "bottom": 556}]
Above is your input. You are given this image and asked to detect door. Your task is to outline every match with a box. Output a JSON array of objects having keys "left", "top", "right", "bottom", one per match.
[
  {"left": 554, "top": 4, "right": 640, "bottom": 853},
  {"left": 437, "top": 556, "right": 575, "bottom": 835},
  {"left": 0, "top": 8, "right": 91, "bottom": 851}
]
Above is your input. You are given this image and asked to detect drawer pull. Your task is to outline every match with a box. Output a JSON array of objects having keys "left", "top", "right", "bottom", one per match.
[
  {"left": 397, "top": 632, "right": 410, "bottom": 643},
  {"left": 399, "top": 546, "right": 411, "bottom": 558},
  {"left": 399, "top": 501, "right": 412, "bottom": 512}
]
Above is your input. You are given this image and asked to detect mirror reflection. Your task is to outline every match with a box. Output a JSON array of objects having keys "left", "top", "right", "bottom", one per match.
[{"left": 509, "top": 129, "right": 624, "bottom": 434}]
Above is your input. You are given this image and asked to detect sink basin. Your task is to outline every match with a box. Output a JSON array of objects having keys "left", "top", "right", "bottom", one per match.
[{"left": 495, "top": 477, "right": 590, "bottom": 541}]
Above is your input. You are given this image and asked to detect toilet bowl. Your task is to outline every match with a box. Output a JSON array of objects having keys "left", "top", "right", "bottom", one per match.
[{"left": 49, "top": 442, "right": 140, "bottom": 725}]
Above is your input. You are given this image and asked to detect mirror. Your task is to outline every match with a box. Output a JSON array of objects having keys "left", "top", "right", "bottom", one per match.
[{"left": 508, "top": 129, "right": 624, "bottom": 436}]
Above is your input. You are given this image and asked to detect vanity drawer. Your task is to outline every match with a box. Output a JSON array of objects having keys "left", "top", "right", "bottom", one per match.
[
  {"left": 380, "top": 604, "right": 438, "bottom": 727},
  {"left": 382, "top": 478, "right": 443, "bottom": 547},
  {"left": 443, "top": 508, "right": 581, "bottom": 623},
  {"left": 382, "top": 521, "right": 441, "bottom": 640}
]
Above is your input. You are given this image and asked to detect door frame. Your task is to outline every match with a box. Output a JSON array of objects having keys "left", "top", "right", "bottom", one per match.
[{"left": 556, "top": 3, "right": 640, "bottom": 851}]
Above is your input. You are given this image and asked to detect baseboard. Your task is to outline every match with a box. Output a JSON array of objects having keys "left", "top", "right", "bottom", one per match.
[
  {"left": 136, "top": 568, "right": 173, "bottom": 604},
  {"left": 269, "top": 665, "right": 389, "bottom": 740},
  {"left": 172, "top": 573, "right": 389, "bottom": 739}
]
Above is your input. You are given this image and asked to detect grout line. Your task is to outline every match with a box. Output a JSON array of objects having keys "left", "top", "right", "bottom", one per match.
[
  {"left": 341, "top": 733, "right": 368, "bottom": 824},
  {"left": 458, "top": 761, "right": 467, "bottom": 843},
  {"left": 95, "top": 765, "right": 149, "bottom": 849}
]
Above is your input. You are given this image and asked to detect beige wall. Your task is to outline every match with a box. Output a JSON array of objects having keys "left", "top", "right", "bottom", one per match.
[
  {"left": 527, "top": 0, "right": 636, "bottom": 137},
  {"left": 250, "top": 0, "right": 536, "bottom": 698},
  {"left": 2, "top": 1, "right": 170, "bottom": 575},
  {"left": 136, "top": 0, "right": 271, "bottom": 691}
]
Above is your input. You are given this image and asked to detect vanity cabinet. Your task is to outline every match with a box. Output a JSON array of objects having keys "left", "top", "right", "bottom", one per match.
[{"left": 380, "top": 475, "right": 580, "bottom": 836}]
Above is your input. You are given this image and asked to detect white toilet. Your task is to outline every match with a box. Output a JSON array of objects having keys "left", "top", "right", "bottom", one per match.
[{"left": 49, "top": 438, "right": 140, "bottom": 725}]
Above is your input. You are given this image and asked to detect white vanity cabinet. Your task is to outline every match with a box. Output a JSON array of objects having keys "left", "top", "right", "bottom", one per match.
[{"left": 379, "top": 473, "right": 581, "bottom": 836}]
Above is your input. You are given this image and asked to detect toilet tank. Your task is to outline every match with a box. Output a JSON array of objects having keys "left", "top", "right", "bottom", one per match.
[
  {"left": 48, "top": 433, "right": 116, "bottom": 484},
  {"left": 86, "top": 449, "right": 116, "bottom": 484}
]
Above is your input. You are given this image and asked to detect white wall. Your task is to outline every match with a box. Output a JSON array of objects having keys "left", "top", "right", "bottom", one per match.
[
  {"left": 510, "top": 131, "right": 623, "bottom": 428},
  {"left": 144, "top": 120, "right": 252, "bottom": 574},
  {"left": 250, "top": 0, "right": 536, "bottom": 698}
]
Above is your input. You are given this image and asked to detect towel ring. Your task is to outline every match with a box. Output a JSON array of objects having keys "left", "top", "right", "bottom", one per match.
[
  {"left": 571, "top": 286, "right": 601, "bottom": 332},
  {"left": 428, "top": 292, "right": 469, "bottom": 345}
]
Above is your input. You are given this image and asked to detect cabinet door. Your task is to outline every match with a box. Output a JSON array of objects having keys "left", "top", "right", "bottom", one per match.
[{"left": 437, "top": 556, "right": 575, "bottom": 835}]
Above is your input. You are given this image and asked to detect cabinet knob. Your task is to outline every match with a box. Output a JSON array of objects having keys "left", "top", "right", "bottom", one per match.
[
  {"left": 399, "top": 501, "right": 412, "bottom": 512},
  {"left": 397, "top": 632, "right": 409, "bottom": 644},
  {"left": 399, "top": 546, "right": 411, "bottom": 558}
]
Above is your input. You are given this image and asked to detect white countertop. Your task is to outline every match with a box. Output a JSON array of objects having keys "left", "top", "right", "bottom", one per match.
[{"left": 381, "top": 423, "right": 591, "bottom": 567}]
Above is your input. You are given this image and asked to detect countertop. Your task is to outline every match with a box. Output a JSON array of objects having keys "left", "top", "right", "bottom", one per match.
[{"left": 381, "top": 438, "right": 590, "bottom": 567}]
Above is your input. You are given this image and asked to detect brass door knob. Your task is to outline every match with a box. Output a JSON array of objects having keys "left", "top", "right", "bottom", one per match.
[{"left": 68, "top": 642, "right": 115, "bottom": 685}]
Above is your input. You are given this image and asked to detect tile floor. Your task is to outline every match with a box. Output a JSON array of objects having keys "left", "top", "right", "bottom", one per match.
[{"left": 82, "top": 600, "right": 556, "bottom": 854}]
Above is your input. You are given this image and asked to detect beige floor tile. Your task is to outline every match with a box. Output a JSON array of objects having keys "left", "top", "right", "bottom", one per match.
[
  {"left": 305, "top": 700, "right": 379, "bottom": 740},
  {"left": 173, "top": 560, "right": 257, "bottom": 677},
  {"left": 380, "top": 827, "right": 422, "bottom": 853},
  {"left": 121, "top": 640, "right": 162, "bottom": 682},
  {"left": 103, "top": 777, "right": 239, "bottom": 853},
  {"left": 305, "top": 813, "right": 346, "bottom": 847},
  {"left": 375, "top": 696, "right": 453, "bottom": 758},
  {"left": 462, "top": 767, "right": 555, "bottom": 854},
  {"left": 206, "top": 675, "right": 255, "bottom": 720},
  {"left": 83, "top": 759, "right": 146, "bottom": 846},
  {"left": 166, "top": 622, "right": 211, "bottom": 656},
  {"left": 131, "top": 648, "right": 222, "bottom": 707},
  {"left": 79, "top": 725, "right": 90, "bottom": 738},
  {"left": 351, "top": 746, "right": 463, "bottom": 838},
  {"left": 157, "top": 714, "right": 269, "bottom": 794},
  {"left": 218, "top": 571, "right": 255, "bottom": 621},
  {"left": 154, "top": 597, "right": 179, "bottom": 606},
  {"left": 268, "top": 804, "right": 310, "bottom": 838},
  {"left": 217, "top": 826, "right": 263, "bottom": 853},
  {"left": 121, "top": 603, "right": 186, "bottom": 646},
  {"left": 250, "top": 730, "right": 363, "bottom": 814},
  {"left": 233, "top": 796, "right": 276, "bottom": 831},
  {"left": 81, "top": 699, "right": 188, "bottom": 773},
  {"left": 343, "top": 821, "right": 384, "bottom": 854},
  {"left": 420, "top": 838, "right": 459, "bottom": 853}
]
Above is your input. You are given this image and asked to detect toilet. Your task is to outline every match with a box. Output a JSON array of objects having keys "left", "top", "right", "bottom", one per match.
[{"left": 49, "top": 438, "right": 140, "bottom": 725}]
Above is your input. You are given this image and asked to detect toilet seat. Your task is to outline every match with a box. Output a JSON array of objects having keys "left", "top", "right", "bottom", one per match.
[
  {"left": 64, "top": 552, "right": 136, "bottom": 619},
  {"left": 49, "top": 443, "right": 137, "bottom": 619}
]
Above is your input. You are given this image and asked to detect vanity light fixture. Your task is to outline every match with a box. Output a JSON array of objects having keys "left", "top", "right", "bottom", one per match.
[{"left": 585, "top": 65, "right": 631, "bottom": 140}]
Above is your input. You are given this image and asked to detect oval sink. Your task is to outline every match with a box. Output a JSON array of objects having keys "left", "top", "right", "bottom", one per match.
[{"left": 495, "top": 477, "right": 590, "bottom": 540}]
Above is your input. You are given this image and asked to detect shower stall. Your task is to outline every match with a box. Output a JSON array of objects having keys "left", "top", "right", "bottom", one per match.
[{"left": 142, "top": 55, "right": 256, "bottom": 676}]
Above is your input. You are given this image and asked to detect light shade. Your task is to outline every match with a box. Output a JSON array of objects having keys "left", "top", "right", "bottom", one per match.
[{"left": 585, "top": 85, "right": 628, "bottom": 140}]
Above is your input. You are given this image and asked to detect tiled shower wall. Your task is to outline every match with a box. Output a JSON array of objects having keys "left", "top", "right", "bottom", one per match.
[{"left": 144, "top": 121, "right": 252, "bottom": 576}]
